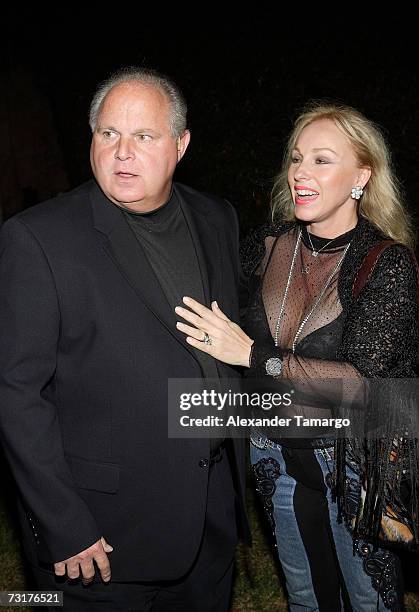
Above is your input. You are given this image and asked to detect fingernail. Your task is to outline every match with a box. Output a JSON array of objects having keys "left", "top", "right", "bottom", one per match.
[
  {"left": 183, "top": 296, "right": 190, "bottom": 303},
  {"left": 214, "top": 301, "right": 219, "bottom": 308}
]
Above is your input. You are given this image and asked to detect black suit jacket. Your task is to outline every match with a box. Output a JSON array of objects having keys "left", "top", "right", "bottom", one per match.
[{"left": 0, "top": 180, "right": 248, "bottom": 581}]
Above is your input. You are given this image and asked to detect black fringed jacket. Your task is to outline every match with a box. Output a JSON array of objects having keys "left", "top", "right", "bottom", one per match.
[{"left": 240, "top": 215, "right": 418, "bottom": 378}]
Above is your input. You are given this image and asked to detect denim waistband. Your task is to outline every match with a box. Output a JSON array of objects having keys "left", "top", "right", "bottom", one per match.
[
  {"left": 250, "top": 431, "right": 334, "bottom": 460},
  {"left": 250, "top": 431, "right": 279, "bottom": 450}
]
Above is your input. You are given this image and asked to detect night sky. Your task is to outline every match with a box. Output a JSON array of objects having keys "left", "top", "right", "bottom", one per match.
[
  {"left": 2, "top": 8, "right": 419, "bottom": 595},
  {"left": 3, "top": 10, "right": 419, "bottom": 235}
]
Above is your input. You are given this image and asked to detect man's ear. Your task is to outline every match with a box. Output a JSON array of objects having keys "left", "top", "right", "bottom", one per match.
[{"left": 177, "top": 130, "right": 191, "bottom": 162}]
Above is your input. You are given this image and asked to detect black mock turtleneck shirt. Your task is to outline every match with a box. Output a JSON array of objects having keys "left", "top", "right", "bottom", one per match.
[{"left": 121, "top": 189, "right": 223, "bottom": 451}]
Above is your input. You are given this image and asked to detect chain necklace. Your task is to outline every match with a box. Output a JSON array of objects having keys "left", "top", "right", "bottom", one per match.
[
  {"left": 273, "top": 230, "right": 302, "bottom": 347},
  {"left": 302, "top": 229, "right": 340, "bottom": 274},
  {"left": 306, "top": 230, "right": 339, "bottom": 257},
  {"left": 274, "top": 229, "right": 351, "bottom": 353}
]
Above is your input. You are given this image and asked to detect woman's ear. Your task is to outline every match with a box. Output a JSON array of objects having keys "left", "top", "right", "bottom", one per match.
[{"left": 358, "top": 166, "right": 372, "bottom": 189}]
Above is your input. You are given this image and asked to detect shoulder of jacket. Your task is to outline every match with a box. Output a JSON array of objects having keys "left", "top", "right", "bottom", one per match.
[
  {"left": 174, "top": 182, "right": 231, "bottom": 210},
  {"left": 6, "top": 181, "right": 93, "bottom": 230}
]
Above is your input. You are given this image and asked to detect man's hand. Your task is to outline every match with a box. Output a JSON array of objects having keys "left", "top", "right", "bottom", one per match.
[{"left": 54, "top": 536, "right": 113, "bottom": 584}]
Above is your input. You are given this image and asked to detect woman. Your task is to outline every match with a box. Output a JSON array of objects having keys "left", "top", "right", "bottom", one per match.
[{"left": 175, "top": 103, "right": 418, "bottom": 611}]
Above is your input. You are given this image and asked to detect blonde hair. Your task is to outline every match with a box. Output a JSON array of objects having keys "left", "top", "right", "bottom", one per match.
[{"left": 271, "top": 102, "right": 415, "bottom": 248}]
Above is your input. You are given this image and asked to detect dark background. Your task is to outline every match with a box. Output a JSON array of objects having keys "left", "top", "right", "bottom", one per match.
[
  {"left": 2, "top": 10, "right": 418, "bottom": 236},
  {"left": 1, "top": 8, "right": 419, "bottom": 602}
]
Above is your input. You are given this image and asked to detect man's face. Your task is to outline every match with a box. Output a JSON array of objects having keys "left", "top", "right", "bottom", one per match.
[{"left": 90, "top": 82, "right": 190, "bottom": 212}]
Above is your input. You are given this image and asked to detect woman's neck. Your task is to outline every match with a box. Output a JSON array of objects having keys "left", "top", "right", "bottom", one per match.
[{"left": 307, "top": 216, "right": 358, "bottom": 239}]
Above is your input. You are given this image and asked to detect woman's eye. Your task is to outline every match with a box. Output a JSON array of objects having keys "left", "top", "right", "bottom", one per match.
[
  {"left": 315, "top": 158, "right": 329, "bottom": 164},
  {"left": 291, "top": 157, "right": 301, "bottom": 164}
]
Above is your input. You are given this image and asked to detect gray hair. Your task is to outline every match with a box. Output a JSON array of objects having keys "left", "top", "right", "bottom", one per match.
[{"left": 89, "top": 66, "right": 188, "bottom": 138}]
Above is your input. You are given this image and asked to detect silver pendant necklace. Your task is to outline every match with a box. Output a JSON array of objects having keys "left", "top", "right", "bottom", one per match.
[
  {"left": 307, "top": 230, "right": 338, "bottom": 257},
  {"left": 274, "top": 229, "right": 351, "bottom": 353},
  {"left": 302, "top": 229, "right": 339, "bottom": 274}
]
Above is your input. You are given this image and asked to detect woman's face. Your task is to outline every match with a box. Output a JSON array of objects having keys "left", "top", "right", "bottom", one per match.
[{"left": 287, "top": 118, "right": 371, "bottom": 237}]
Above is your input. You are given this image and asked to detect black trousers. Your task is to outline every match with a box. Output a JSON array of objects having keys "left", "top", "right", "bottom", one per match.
[{"left": 30, "top": 449, "right": 237, "bottom": 612}]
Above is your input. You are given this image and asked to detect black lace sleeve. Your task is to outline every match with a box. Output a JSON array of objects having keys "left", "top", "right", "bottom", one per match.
[
  {"left": 338, "top": 244, "right": 418, "bottom": 377},
  {"left": 239, "top": 223, "right": 272, "bottom": 278}
]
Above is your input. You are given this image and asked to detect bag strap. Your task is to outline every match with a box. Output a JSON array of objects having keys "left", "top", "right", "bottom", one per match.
[
  {"left": 352, "top": 240, "right": 395, "bottom": 300},
  {"left": 352, "top": 240, "right": 419, "bottom": 306}
]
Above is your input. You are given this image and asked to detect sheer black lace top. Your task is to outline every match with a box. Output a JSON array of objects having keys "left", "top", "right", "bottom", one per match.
[
  {"left": 241, "top": 217, "right": 418, "bottom": 380},
  {"left": 245, "top": 224, "right": 359, "bottom": 448},
  {"left": 245, "top": 224, "right": 357, "bottom": 377}
]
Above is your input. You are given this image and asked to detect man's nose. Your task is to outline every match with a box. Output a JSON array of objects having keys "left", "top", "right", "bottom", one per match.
[{"left": 114, "top": 136, "right": 135, "bottom": 161}]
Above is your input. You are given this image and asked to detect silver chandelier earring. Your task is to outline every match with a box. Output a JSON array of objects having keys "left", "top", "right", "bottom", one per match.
[{"left": 351, "top": 186, "right": 363, "bottom": 200}]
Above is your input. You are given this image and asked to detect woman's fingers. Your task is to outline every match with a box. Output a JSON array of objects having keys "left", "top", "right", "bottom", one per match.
[
  {"left": 175, "top": 306, "right": 204, "bottom": 328},
  {"left": 175, "top": 304, "right": 224, "bottom": 333},
  {"left": 181, "top": 296, "right": 226, "bottom": 327},
  {"left": 175, "top": 300, "right": 250, "bottom": 344},
  {"left": 182, "top": 296, "right": 212, "bottom": 317},
  {"left": 176, "top": 321, "right": 208, "bottom": 340},
  {"left": 175, "top": 299, "right": 253, "bottom": 366},
  {"left": 211, "top": 300, "right": 230, "bottom": 321},
  {"left": 185, "top": 335, "right": 214, "bottom": 354},
  {"left": 175, "top": 307, "right": 253, "bottom": 367},
  {"left": 177, "top": 297, "right": 234, "bottom": 329}
]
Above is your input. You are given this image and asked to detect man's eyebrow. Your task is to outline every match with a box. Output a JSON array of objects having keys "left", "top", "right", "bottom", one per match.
[
  {"left": 97, "top": 125, "right": 119, "bottom": 132},
  {"left": 97, "top": 126, "right": 161, "bottom": 136},
  {"left": 132, "top": 128, "right": 161, "bottom": 135}
]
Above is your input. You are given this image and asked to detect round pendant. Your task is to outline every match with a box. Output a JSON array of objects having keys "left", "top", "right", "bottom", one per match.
[
  {"left": 265, "top": 357, "right": 283, "bottom": 376},
  {"left": 312, "top": 251, "right": 319, "bottom": 257}
]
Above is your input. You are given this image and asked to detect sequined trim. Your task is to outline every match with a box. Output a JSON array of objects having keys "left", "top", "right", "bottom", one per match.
[
  {"left": 354, "top": 539, "right": 401, "bottom": 611},
  {"left": 252, "top": 457, "right": 281, "bottom": 535},
  {"left": 325, "top": 471, "right": 402, "bottom": 610}
]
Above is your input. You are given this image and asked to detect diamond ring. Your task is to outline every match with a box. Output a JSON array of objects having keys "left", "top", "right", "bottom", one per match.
[{"left": 203, "top": 332, "right": 212, "bottom": 345}]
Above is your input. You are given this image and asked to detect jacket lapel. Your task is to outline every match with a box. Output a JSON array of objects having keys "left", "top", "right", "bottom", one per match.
[
  {"left": 90, "top": 182, "right": 198, "bottom": 358},
  {"left": 90, "top": 184, "right": 220, "bottom": 359},
  {"left": 175, "top": 184, "right": 222, "bottom": 307}
]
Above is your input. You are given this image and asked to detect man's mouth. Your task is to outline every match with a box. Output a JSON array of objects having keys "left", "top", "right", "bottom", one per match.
[{"left": 115, "top": 172, "right": 137, "bottom": 178}]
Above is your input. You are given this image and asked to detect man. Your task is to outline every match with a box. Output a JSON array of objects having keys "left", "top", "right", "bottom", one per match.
[{"left": 0, "top": 67, "right": 248, "bottom": 611}]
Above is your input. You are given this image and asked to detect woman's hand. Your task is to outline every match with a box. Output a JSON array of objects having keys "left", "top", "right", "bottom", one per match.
[{"left": 175, "top": 297, "right": 253, "bottom": 367}]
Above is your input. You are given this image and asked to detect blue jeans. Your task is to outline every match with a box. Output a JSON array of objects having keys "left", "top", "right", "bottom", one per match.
[{"left": 250, "top": 432, "right": 403, "bottom": 612}]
